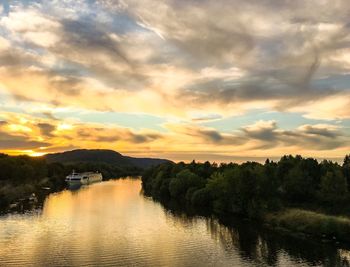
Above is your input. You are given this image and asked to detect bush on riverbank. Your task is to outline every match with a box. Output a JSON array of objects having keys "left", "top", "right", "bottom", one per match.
[{"left": 266, "top": 209, "right": 350, "bottom": 242}]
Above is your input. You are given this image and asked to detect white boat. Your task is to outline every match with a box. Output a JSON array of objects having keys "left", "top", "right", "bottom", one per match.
[{"left": 65, "top": 170, "right": 103, "bottom": 185}]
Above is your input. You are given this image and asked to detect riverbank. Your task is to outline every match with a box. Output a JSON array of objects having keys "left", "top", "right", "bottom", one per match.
[
  {"left": 265, "top": 209, "right": 350, "bottom": 243},
  {"left": 0, "top": 178, "right": 66, "bottom": 214},
  {"left": 0, "top": 153, "right": 146, "bottom": 214},
  {"left": 150, "top": 194, "right": 350, "bottom": 245},
  {"left": 141, "top": 156, "right": 350, "bottom": 245}
]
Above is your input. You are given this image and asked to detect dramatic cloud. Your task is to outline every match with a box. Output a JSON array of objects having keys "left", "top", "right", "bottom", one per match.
[
  {"left": 241, "top": 121, "right": 347, "bottom": 151},
  {"left": 0, "top": 133, "right": 50, "bottom": 149},
  {"left": 0, "top": 0, "right": 349, "bottom": 160},
  {"left": 0, "top": 120, "right": 51, "bottom": 150},
  {"left": 1, "top": 7, "right": 61, "bottom": 47},
  {"left": 76, "top": 126, "right": 162, "bottom": 144}
]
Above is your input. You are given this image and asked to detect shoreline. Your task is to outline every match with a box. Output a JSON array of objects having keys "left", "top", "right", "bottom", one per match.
[
  {"left": 147, "top": 194, "right": 350, "bottom": 246},
  {"left": 141, "top": 155, "right": 350, "bottom": 247},
  {"left": 265, "top": 208, "right": 350, "bottom": 244},
  {"left": 0, "top": 176, "right": 141, "bottom": 215},
  {"left": 0, "top": 183, "right": 65, "bottom": 215}
]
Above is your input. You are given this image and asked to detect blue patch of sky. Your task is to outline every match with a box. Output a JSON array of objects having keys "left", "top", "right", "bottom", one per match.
[
  {"left": 312, "top": 74, "right": 350, "bottom": 91},
  {"left": 0, "top": 0, "right": 9, "bottom": 14},
  {"left": 71, "top": 1, "right": 143, "bottom": 35},
  {"left": 109, "top": 13, "right": 143, "bottom": 34},
  {"left": 201, "top": 109, "right": 338, "bottom": 132},
  {"left": 342, "top": 119, "right": 350, "bottom": 130},
  {"left": 0, "top": 104, "right": 167, "bottom": 133},
  {"left": 58, "top": 111, "right": 168, "bottom": 132},
  {"left": 0, "top": 92, "right": 167, "bottom": 132},
  {"left": 0, "top": 93, "right": 26, "bottom": 114}
]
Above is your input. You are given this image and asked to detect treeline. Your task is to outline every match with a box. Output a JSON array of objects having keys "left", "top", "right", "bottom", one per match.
[
  {"left": 0, "top": 153, "right": 141, "bottom": 210},
  {"left": 142, "top": 155, "right": 350, "bottom": 218},
  {"left": 0, "top": 154, "right": 64, "bottom": 210}
]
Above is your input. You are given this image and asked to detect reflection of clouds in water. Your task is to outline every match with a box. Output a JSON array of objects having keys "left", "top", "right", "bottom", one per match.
[
  {"left": 161, "top": 201, "right": 350, "bottom": 266},
  {"left": 0, "top": 179, "right": 349, "bottom": 266}
]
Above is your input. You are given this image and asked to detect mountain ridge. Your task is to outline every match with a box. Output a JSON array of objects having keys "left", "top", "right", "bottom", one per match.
[{"left": 45, "top": 149, "right": 171, "bottom": 169}]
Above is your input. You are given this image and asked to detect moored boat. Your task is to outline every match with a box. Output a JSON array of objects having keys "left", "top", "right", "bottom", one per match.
[{"left": 65, "top": 170, "right": 103, "bottom": 185}]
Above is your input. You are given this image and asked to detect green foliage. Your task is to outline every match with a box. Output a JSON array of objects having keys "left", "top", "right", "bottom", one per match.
[
  {"left": 283, "top": 165, "right": 313, "bottom": 202},
  {"left": 169, "top": 169, "right": 204, "bottom": 198},
  {"left": 266, "top": 209, "right": 350, "bottom": 242},
  {"left": 142, "top": 154, "right": 350, "bottom": 220},
  {"left": 320, "top": 170, "right": 347, "bottom": 203},
  {"left": 191, "top": 188, "right": 211, "bottom": 207},
  {"left": 343, "top": 154, "right": 350, "bottom": 190}
]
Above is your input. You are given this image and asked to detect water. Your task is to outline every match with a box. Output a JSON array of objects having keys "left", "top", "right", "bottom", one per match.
[{"left": 0, "top": 178, "right": 349, "bottom": 266}]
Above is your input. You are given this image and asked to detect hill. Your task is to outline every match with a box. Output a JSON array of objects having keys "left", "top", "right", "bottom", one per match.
[{"left": 45, "top": 149, "right": 171, "bottom": 169}]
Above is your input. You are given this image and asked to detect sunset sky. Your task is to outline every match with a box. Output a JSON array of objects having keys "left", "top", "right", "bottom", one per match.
[{"left": 0, "top": 0, "right": 349, "bottom": 162}]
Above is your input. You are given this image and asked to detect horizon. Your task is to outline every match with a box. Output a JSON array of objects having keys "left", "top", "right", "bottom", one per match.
[
  {"left": 0, "top": 1, "right": 349, "bottom": 161},
  {"left": 2, "top": 148, "right": 347, "bottom": 165}
]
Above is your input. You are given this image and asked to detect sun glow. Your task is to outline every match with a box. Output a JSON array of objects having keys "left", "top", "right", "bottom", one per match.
[
  {"left": 20, "top": 150, "right": 46, "bottom": 157},
  {"left": 57, "top": 123, "right": 73, "bottom": 131}
]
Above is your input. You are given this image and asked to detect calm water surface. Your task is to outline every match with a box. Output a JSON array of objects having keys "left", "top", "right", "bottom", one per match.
[{"left": 0, "top": 178, "right": 349, "bottom": 266}]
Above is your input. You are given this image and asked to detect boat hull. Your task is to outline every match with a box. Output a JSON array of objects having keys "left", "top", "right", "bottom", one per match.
[{"left": 65, "top": 172, "right": 103, "bottom": 186}]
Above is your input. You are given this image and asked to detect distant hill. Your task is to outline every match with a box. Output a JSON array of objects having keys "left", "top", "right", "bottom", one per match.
[{"left": 45, "top": 149, "right": 171, "bottom": 169}]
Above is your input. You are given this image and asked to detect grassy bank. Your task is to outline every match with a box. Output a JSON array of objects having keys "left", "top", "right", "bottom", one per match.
[{"left": 266, "top": 209, "right": 350, "bottom": 243}]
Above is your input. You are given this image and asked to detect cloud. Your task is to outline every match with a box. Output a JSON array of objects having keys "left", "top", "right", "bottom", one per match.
[
  {"left": 123, "top": 0, "right": 350, "bottom": 117},
  {"left": 37, "top": 123, "right": 56, "bottom": 137},
  {"left": 126, "top": 0, "right": 256, "bottom": 66},
  {"left": 75, "top": 126, "right": 163, "bottom": 144},
  {"left": 297, "top": 124, "right": 340, "bottom": 138},
  {"left": 0, "top": 110, "right": 348, "bottom": 159},
  {"left": 240, "top": 120, "right": 347, "bottom": 150},
  {"left": 165, "top": 123, "right": 245, "bottom": 145},
  {"left": 0, "top": 0, "right": 349, "bottom": 160},
  {"left": 242, "top": 120, "right": 278, "bottom": 141},
  {"left": 0, "top": 120, "right": 51, "bottom": 149},
  {"left": 0, "top": 112, "right": 166, "bottom": 155},
  {"left": 0, "top": 7, "right": 61, "bottom": 47},
  {"left": 0, "top": 36, "right": 10, "bottom": 50},
  {"left": 0, "top": 0, "right": 349, "bottom": 121},
  {"left": 191, "top": 113, "right": 223, "bottom": 122},
  {"left": 60, "top": 19, "right": 130, "bottom": 64},
  {"left": 165, "top": 119, "right": 348, "bottom": 152},
  {"left": 289, "top": 93, "right": 350, "bottom": 120}
]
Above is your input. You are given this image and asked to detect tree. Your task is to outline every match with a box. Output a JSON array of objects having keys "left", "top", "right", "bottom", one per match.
[
  {"left": 343, "top": 155, "right": 350, "bottom": 190},
  {"left": 283, "top": 164, "right": 314, "bottom": 202},
  {"left": 320, "top": 169, "right": 347, "bottom": 208},
  {"left": 169, "top": 169, "right": 204, "bottom": 199}
]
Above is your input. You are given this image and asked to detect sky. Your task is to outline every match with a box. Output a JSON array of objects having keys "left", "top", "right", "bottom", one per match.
[{"left": 0, "top": 0, "right": 349, "bottom": 162}]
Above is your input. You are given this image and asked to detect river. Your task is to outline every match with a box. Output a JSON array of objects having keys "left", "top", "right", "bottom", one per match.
[{"left": 0, "top": 178, "right": 349, "bottom": 266}]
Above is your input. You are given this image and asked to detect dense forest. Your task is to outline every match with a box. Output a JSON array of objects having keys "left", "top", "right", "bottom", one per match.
[
  {"left": 142, "top": 155, "right": 350, "bottom": 242},
  {"left": 0, "top": 153, "right": 141, "bottom": 211}
]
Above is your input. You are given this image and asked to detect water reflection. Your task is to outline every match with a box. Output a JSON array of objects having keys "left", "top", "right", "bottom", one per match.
[
  {"left": 0, "top": 178, "right": 349, "bottom": 267},
  {"left": 162, "top": 202, "right": 350, "bottom": 267},
  {"left": 67, "top": 183, "right": 83, "bottom": 191}
]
